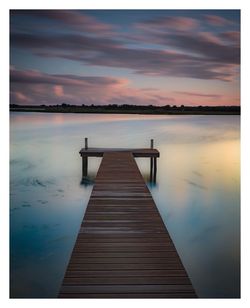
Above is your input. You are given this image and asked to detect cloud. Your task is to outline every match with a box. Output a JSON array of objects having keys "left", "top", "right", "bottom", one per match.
[
  {"left": 10, "top": 68, "right": 176, "bottom": 106},
  {"left": 10, "top": 32, "right": 121, "bottom": 53},
  {"left": 53, "top": 85, "right": 64, "bottom": 97},
  {"left": 11, "top": 31, "right": 239, "bottom": 82},
  {"left": 219, "top": 31, "right": 240, "bottom": 46},
  {"left": 10, "top": 68, "right": 127, "bottom": 105},
  {"left": 10, "top": 10, "right": 240, "bottom": 83},
  {"left": 9, "top": 11, "right": 240, "bottom": 107},
  {"left": 173, "top": 90, "right": 239, "bottom": 106},
  {"left": 204, "top": 15, "right": 233, "bottom": 27},
  {"left": 175, "top": 91, "right": 222, "bottom": 99},
  {"left": 11, "top": 10, "right": 114, "bottom": 35},
  {"left": 132, "top": 15, "right": 239, "bottom": 66},
  {"left": 11, "top": 91, "right": 32, "bottom": 103},
  {"left": 137, "top": 16, "right": 199, "bottom": 32},
  {"left": 10, "top": 68, "right": 126, "bottom": 87},
  {"left": 198, "top": 32, "right": 222, "bottom": 44},
  {"left": 158, "top": 32, "right": 240, "bottom": 65},
  {"left": 10, "top": 68, "right": 239, "bottom": 106}
]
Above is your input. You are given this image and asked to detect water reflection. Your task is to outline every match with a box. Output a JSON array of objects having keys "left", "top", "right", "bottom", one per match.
[
  {"left": 80, "top": 174, "right": 95, "bottom": 186},
  {"left": 10, "top": 113, "right": 240, "bottom": 298}
]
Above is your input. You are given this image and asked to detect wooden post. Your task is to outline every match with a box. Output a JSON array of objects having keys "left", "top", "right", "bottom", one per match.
[
  {"left": 82, "top": 155, "right": 88, "bottom": 178},
  {"left": 150, "top": 159, "right": 153, "bottom": 182},
  {"left": 153, "top": 157, "right": 157, "bottom": 183},
  {"left": 150, "top": 139, "right": 154, "bottom": 181},
  {"left": 150, "top": 139, "right": 153, "bottom": 175},
  {"left": 82, "top": 138, "right": 88, "bottom": 178}
]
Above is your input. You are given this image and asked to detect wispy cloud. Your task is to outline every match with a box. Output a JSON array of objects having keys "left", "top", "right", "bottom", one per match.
[
  {"left": 53, "top": 85, "right": 64, "bottom": 97},
  {"left": 10, "top": 68, "right": 176, "bottom": 106},
  {"left": 10, "top": 67, "right": 126, "bottom": 87},
  {"left": 159, "top": 32, "right": 240, "bottom": 65},
  {"left": 219, "top": 31, "right": 240, "bottom": 46},
  {"left": 10, "top": 68, "right": 238, "bottom": 106},
  {"left": 11, "top": 10, "right": 115, "bottom": 35},
  {"left": 11, "top": 30, "right": 239, "bottom": 81},
  {"left": 11, "top": 91, "right": 32, "bottom": 103},
  {"left": 10, "top": 10, "right": 240, "bottom": 106},
  {"left": 204, "top": 14, "right": 234, "bottom": 27},
  {"left": 136, "top": 16, "right": 199, "bottom": 32},
  {"left": 175, "top": 91, "right": 222, "bottom": 99}
]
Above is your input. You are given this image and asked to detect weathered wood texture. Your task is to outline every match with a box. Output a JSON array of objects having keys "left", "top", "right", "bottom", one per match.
[{"left": 59, "top": 152, "right": 197, "bottom": 298}]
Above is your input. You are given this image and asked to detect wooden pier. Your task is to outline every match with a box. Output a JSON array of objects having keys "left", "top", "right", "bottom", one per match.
[
  {"left": 80, "top": 138, "right": 159, "bottom": 182},
  {"left": 58, "top": 143, "right": 197, "bottom": 298}
]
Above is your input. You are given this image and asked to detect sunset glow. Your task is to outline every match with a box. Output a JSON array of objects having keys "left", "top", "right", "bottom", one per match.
[{"left": 10, "top": 10, "right": 240, "bottom": 106}]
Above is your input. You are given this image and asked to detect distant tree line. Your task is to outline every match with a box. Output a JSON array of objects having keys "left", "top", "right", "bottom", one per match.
[{"left": 10, "top": 103, "right": 240, "bottom": 115}]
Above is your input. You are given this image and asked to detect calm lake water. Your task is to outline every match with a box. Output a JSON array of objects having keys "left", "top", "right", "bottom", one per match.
[{"left": 10, "top": 112, "right": 240, "bottom": 298}]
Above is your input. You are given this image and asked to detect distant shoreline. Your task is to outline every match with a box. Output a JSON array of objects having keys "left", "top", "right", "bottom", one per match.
[{"left": 9, "top": 105, "right": 240, "bottom": 115}]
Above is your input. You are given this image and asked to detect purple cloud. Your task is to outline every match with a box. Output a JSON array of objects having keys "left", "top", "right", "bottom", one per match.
[
  {"left": 204, "top": 15, "right": 233, "bottom": 27},
  {"left": 11, "top": 10, "right": 114, "bottom": 35},
  {"left": 219, "top": 31, "right": 240, "bottom": 46},
  {"left": 175, "top": 91, "right": 222, "bottom": 99},
  {"left": 10, "top": 68, "right": 177, "bottom": 106},
  {"left": 137, "top": 16, "right": 199, "bottom": 32},
  {"left": 10, "top": 68, "right": 238, "bottom": 106},
  {"left": 11, "top": 31, "right": 239, "bottom": 82},
  {"left": 10, "top": 68, "right": 125, "bottom": 87},
  {"left": 10, "top": 32, "right": 121, "bottom": 52},
  {"left": 159, "top": 32, "right": 240, "bottom": 65},
  {"left": 10, "top": 10, "right": 240, "bottom": 83}
]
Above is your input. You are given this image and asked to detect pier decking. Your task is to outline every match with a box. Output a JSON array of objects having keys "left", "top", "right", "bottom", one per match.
[{"left": 59, "top": 149, "right": 197, "bottom": 298}]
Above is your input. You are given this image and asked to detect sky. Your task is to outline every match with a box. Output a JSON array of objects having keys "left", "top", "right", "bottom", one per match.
[{"left": 10, "top": 10, "right": 240, "bottom": 106}]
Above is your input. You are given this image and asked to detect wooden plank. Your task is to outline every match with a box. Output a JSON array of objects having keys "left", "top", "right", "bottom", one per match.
[
  {"left": 66, "top": 263, "right": 185, "bottom": 271},
  {"left": 63, "top": 276, "right": 191, "bottom": 285},
  {"left": 73, "top": 243, "right": 175, "bottom": 248},
  {"left": 69, "top": 252, "right": 179, "bottom": 258},
  {"left": 59, "top": 293, "right": 196, "bottom": 298},
  {"left": 64, "top": 269, "right": 188, "bottom": 278},
  {"left": 59, "top": 152, "right": 196, "bottom": 298},
  {"left": 60, "top": 284, "right": 194, "bottom": 294},
  {"left": 72, "top": 247, "right": 177, "bottom": 253},
  {"left": 76, "top": 238, "right": 173, "bottom": 243},
  {"left": 69, "top": 257, "right": 182, "bottom": 264}
]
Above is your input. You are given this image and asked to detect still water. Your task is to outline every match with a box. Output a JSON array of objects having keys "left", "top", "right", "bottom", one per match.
[{"left": 10, "top": 112, "right": 240, "bottom": 298}]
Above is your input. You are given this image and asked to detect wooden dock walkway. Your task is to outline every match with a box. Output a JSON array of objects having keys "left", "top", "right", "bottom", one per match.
[{"left": 59, "top": 151, "right": 197, "bottom": 298}]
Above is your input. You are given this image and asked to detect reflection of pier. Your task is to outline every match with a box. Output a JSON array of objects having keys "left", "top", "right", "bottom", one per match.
[
  {"left": 58, "top": 139, "right": 197, "bottom": 298},
  {"left": 80, "top": 138, "right": 159, "bottom": 183}
]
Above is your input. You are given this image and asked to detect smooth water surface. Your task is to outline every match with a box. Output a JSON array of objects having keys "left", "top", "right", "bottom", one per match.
[{"left": 10, "top": 112, "right": 240, "bottom": 298}]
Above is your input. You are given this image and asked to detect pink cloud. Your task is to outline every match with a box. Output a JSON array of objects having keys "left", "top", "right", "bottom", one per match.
[
  {"left": 11, "top": 69, "right": 127, "bottom": 88},
  {"left": 173, "top": 90, "right": 239, "bottom": 106},
  {"left": 11, "top": 91, "right": 32, "bottom": 103},
  {"left": 12, "top": 10, "right": 115, "bottom": 35},
  {"left": 11, "top": 30, "right": 239, "bottom": 81},
  {"left": 162, "top": 17, "right": 199, "bottom": 31},
  {"left": 10, "top": 68, "right": 239, "bottom": 107},
  {"left": 54, "top": 85, "right": 64, "bottom": 97},
  {"left": 198, "top": 32, "right": 221, "bottom": 44},
  {"left": 208, "top": 64, "right": 239, "bottom": 82},
  {"left": 10, "top": 68, "right": 176, "bottom": 106},
  {"left": 175, "top": 91, "right": 222, "bottom": 99},
  {"left": 137, "top": 16, "right": 199, "bottom": 32},
  {"left": 223, "top": 31, "right": 240, "bottom": 41},
  {"left": 220, "top": 31, "right": 240, "bottom": 47},
  {"left": 205, "top": 15, "right": 232, "bottom": 27}
]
